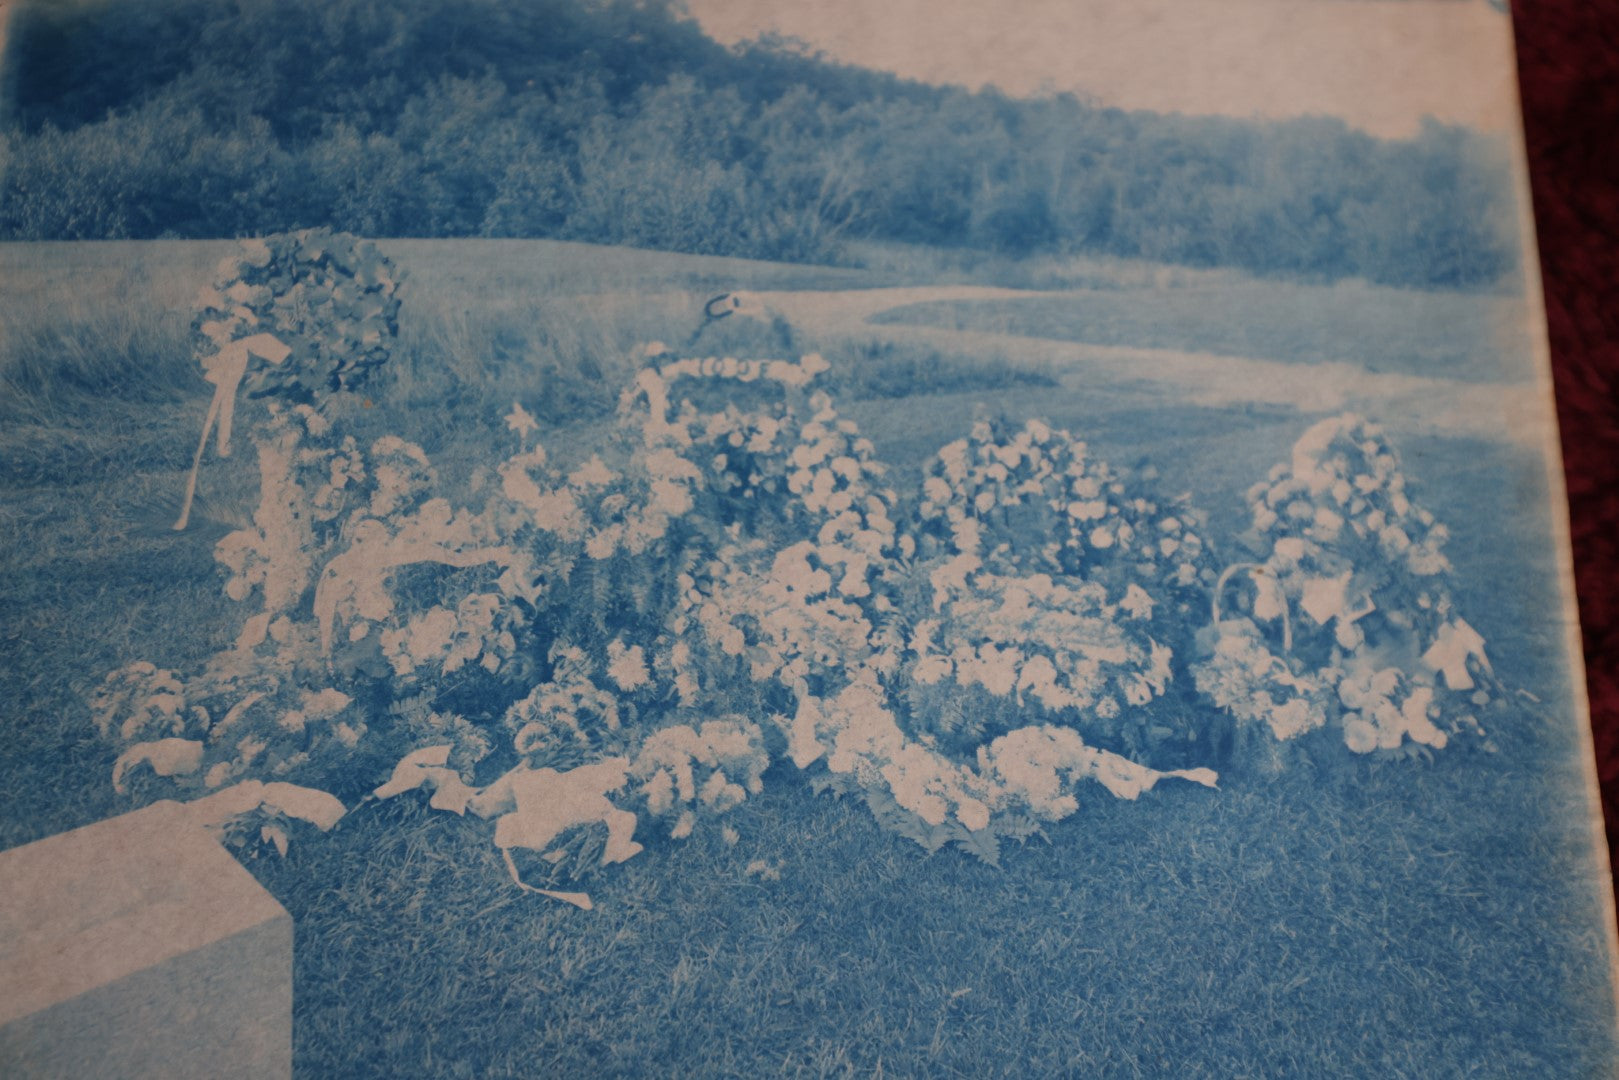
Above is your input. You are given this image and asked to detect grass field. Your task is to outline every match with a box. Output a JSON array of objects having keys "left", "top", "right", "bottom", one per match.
[
  {"left": 2, "top": 239, "right": 1614, "bottom": 1077},
  {"left": 871, "top": 278, "right": 1535, "bottom": 385}
]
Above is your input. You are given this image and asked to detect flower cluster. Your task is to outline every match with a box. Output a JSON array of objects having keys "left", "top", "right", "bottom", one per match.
[
  {"left": 89, "top": 662, "right": 192, "bottom": 743},
  {"left": 787, "top": 675, "right": 989, "bottom": 828},
  {"left": 784, "top": 669, "right": 1215, "bottom": 861},
  {"left": 628, "top": 717, "right": 769, "bottom": 838},
  {"left": 1196, "top": 415, "right": 1496, "bottom": 755},
  {"left": 97, "top": 409, "right": 527, "bottom": 800},
  {"left": 113, "top": 323, "right": 1526, "bottom": 894},
  {"left": 623, "top": 350, "right": 895, "bottom": 544},
  {"left": 1335, "top": 657, "right": 1474, "bottom": 754},
  {"left": 497, "top": 440, "right": 700, "bottom": 560},
  {"left": 687, "top": 539, "right": 888, "bottom": 697},
  {"left": 976, "top": 724, "right": 1214, "bottom": 820},
  {"left": 503, "top": 645, "right": 625, "bottom": 765},
  {"left": 193, "top": 229, "right": 404, "bottom": 401},
  {"left": 919, "top": 418, "right": 1216, "bottom": 602},
  {"left": 1191, "top": 618, "right": 1329, "bottom": 741},
  {"left": 916, "top": 572, "right": 1169, "bottom": 712},
  {"left": 610, "top": 354, "right": 1217, "bottom": 856},
  {"left": 907, "top": 418, "right": 1209, "bottom": 755},
  {"left": 379, "top": 593, "right": 517, "bottom": 680},
  {"left": 89, "top": 645, "right": 368, "bottom": 800},
  {"left": 641, "top": 353, "right": 908, "bottom": 708}
]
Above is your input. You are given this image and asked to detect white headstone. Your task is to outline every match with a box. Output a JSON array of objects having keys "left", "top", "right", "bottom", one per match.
[{"left": 0, "top": 802, "right": 291, "bottom": 1078}]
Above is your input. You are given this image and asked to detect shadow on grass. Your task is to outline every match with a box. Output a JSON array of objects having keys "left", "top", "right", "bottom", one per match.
[{"left": 246, "top": 739, "right": 1613, "bottom": 1078}]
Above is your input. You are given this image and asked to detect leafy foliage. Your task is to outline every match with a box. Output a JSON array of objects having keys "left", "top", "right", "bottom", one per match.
[{"left": 2, "top": 0, "right": 1516, "bottom": 286}]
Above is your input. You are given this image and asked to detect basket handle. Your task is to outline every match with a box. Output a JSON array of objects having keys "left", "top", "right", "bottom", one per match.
[{"left": 1212, "top": 562, "right": 1292, "bottom": 655}]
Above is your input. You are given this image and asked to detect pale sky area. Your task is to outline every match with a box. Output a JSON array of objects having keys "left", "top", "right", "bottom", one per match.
[{"left": 683, "top": 0, "right": 1520, "bottom": 140}]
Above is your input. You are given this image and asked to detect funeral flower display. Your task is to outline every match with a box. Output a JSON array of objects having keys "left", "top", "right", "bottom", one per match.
[
  {"left": 1191, "top": 414, "right": 1499, "bottom": 758},
  {"left": 88, "top": 235, "right": 1508, "bottom": 905}
]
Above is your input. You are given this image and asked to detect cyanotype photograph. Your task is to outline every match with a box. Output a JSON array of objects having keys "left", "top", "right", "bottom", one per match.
[{"left": 2, "top": 0, "right": 1616, "bottom": 1075}]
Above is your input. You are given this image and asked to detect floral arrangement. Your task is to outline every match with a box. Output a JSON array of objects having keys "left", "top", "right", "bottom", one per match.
[
  {"left": 905, "top": 417, "right": 1219, "bottom": 760},
  {"left": 192, "top": 228, "right": 404, "bottom": 403},
  {"left": 176, "top": 229, "right": 404, "bottom": 529},
  {"left": 89, "top": 237, "right": 1507, "bottom": 906},
  {"left": 1191, "top": 414, "right": 1498, "bottom": 758}
]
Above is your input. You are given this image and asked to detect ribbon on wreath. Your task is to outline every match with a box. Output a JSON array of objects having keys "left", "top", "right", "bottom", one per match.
[{"left": 174, "top": 332, "right": 292, "bottom": 530}]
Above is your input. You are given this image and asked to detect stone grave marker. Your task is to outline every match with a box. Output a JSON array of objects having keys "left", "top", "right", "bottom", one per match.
[{"left": 0, "top": 802, "right": 291, "bottom": 1078}]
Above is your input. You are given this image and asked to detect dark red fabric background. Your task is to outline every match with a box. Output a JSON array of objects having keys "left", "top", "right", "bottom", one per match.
[{"left": 1511, "top": 1, "right": 1619, "bottom": 910}]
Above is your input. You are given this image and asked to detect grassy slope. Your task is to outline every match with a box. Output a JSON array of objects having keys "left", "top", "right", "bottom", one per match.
[
  {"left": 871, "top": 280, "right": 1536, "bottom": 385},
  {"left": 1, "top": 240, "right": 1613, "bottom": 1076}
]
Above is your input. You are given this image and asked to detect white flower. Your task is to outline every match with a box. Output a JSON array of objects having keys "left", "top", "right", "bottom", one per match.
[
  {"left": 585, "top": 529, "right": 618, "bottom": 560},
  {"left": 956, "top": 797, "right": 991, "bottom": 832},
  {"left": 409, "top": 608, "right": 458, "bottom": 662},
  {"left": 1401, "top": 687, "right": 1447, "bottom": 748},
  {"left": 914, "top": 655, "right": 953, "bottom": 686},
  {"left": 1120, "top": 584, "right": 1154, "bottom": 620},
  {"left": 1311, "top": 507, "right": 1344, "bottom": 539},
  {"left": 950, "top": 516, "right": 982, "bottom": 554},
  {"left": 1269, "top": 697, "right": 1323, "bottom": 741},
  {"left": 568, "top": 455, "right": 617, "bottom": 487},
  {"left": 968, "top": 643, "right": 1020, "bottom": 698},
  {"left": 1272, "top": 537, "right": 1306, "bottom": 562},
  {"left": 937, "top": 440, "right": 970, "bottom": 484},
  {"left": 1334, "top": 620, "right": 1364, "bottom": 651},
  {"left": 929, "top": 553, "right": 980, "bottom": 605},
  {"left": 648, "top": 479, "right": 693, "bottom": 518},
  {"left": 1343, "top": 716, "right": 1379, "bottom": 753},
  {"left": 606, "top": 641, "right": 651, "bottom": 692},
  {"left": 505, "top": 401, "right": 539, "bottom": 441}
]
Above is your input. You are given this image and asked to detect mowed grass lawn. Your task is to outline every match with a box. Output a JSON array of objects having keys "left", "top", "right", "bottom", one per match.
[{"left": 1, "top": 240, "right": 1614, "bottom": 1077}]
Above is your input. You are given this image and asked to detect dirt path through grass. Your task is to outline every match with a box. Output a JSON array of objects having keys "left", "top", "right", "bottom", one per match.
[{"left": 755, "top": 286, "right": 1552, "bottom": 448}]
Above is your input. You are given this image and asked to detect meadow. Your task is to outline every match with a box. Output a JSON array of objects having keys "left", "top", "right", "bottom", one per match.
[
  {"left": 870, "top": 278, "right": 1536, "bottom": 385},
  {"left": 1, "top": 238, "right": 1613, "bottom": 1077}
]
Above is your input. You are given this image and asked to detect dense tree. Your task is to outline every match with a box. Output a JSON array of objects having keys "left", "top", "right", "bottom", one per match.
[{"left": 0, "top": 0, "right": 1517, "bottom": 287}]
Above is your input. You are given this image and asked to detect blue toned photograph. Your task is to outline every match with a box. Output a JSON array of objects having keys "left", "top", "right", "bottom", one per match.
[{"left": 2, "top": 1, "right": 1615, "bottom": 1075}]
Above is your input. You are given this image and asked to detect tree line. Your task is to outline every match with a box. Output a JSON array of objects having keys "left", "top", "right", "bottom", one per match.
[{"left": 0, "top": 0, "right": 1517, "bottom": 288}]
